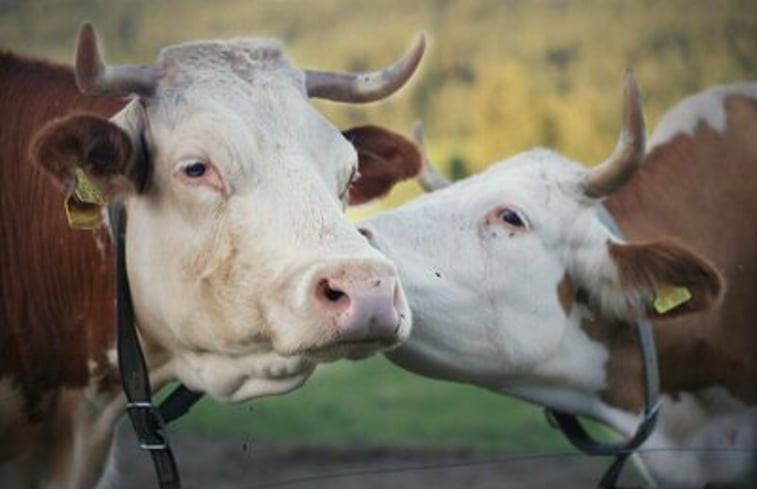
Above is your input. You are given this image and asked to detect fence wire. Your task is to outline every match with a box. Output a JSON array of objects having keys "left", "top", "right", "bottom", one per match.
[{"left": 241, "top": 446, "right": 757, "bottom": 489}]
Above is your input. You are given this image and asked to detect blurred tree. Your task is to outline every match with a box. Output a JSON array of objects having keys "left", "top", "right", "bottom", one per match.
[
  {"left": 540, "top": 112, "right": 560, "bottom": 149},
  {"left": 118, "top": 13, "right": 137, "bottom": 50},
  {"left": 0, "top": 0, "right": 23, "bottom": 15},
  {"left": 546, "top": 45, "right": 578, "bottom": 94},
  {"left": 448, "top": 154, "right": 470, "bottom": 181},
  {"left": 725, "top": 20, "right": 757, "bottom": 74}
]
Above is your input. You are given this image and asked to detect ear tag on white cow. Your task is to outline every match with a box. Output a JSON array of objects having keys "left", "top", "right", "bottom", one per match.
[
  {"left": 64, "top": 167, "right": 107, "bottom": 229},
  {"left": 653, "top": 285, "right": 692, "bottom": 314}
]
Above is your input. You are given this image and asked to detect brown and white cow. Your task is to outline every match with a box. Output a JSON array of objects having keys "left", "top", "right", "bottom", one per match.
[
  {"left": 360, "top": 77, "right": 757, "bottom": 487},
  {"left": 0, "top": 23, "right": 424, "bottom": 488}
]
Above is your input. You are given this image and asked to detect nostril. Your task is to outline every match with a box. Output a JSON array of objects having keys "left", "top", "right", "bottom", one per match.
[
  {"left": 325, "top": 285, "right": 346, "bottom": 302},
  {"left": 316, "top": 278, "right": 350, "bottom": 307},
  {"left": 357, "top": 227, "right": 374, "bottom": 240}
]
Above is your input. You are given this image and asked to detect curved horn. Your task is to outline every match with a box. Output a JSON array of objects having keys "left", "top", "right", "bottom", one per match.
[
  {"left": 412, "top": 120, "right": 450, "bottom": 192},
  {"left": 75, "top": 22, "right": 158, "bottom": 96},
  {"left": 583, "top": 71, "right": 646, "bottom": 199},
  {"left": 305, "top": 34, "right": 425, "bottom": 103}
]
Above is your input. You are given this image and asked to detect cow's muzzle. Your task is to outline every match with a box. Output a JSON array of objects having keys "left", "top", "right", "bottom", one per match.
[{"left": 312, "top": 263, "right": 406, "bottom": 345}]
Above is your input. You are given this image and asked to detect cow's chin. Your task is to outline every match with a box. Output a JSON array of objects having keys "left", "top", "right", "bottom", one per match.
[
  {"left": 170, "top": 339, "right": 399, "bottom": 403},
  {"left": 170, "top": 349, "right": 317, "bottom": 404}
]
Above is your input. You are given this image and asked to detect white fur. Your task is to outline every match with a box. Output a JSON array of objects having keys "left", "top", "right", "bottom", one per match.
[{"left": 648, "top": 82, "right": 757, "bottom": 151}]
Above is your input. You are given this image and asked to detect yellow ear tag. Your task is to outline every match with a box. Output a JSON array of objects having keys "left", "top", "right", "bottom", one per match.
[
  {"left": 653, "top": 286, "right": 692, "bottom": 314},
  {"left": 64, "top": 168, "right": 107, "bottom": 229}
]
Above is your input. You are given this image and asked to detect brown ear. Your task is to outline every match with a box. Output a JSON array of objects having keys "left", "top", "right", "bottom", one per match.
[
  {"left": 342, "top": 125, "right": 422, "bottom": 205},
  {"left": 609, "top": 241, "right": 724, "bottom": 318},
  {"left": 30, "top": 112, "right": 145, "bottom": 197}
]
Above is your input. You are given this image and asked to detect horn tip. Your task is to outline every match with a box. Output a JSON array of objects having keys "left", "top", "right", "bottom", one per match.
[
  {"left": 75, "top": 21, "right": 104, "bottom": 95},
  {"left": 413, "top": 33, "right": 427, "bottom": 57},
  {"left": 623, "top": 69, "right": 638, "bottom": 92},
  {"left": 620, "top": 69, "right": 643, "bottom": 122},
  {"left": 79, "top": 21, "right": 95, "bottom": 34},
  {"left": 76, "top": 21, "right": 97, "bottom": 51}
]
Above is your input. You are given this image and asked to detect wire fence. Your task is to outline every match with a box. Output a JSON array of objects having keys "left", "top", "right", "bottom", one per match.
[{"left": 242, "top": 446, "right": 757, "bottom": 489}]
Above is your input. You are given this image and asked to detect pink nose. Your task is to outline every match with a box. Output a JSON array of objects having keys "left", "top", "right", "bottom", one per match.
[{"left": 313, "top": 267, "right": 402, "bottom": 343}]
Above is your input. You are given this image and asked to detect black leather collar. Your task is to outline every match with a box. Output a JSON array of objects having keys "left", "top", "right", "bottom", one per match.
[
  {"left": 111, "top": 202, "right": 203, "bottom": 489},
  {"left": 544, "top": 204, "right": 661, "bottom": 489}
]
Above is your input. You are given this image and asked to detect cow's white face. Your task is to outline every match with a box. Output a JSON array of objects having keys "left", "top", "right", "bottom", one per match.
[
  {"left": 362, "top": 151, "right": 611, "bottom": 385},
  {"left": 364, "top": 146, "right": 721, "bottom": 399},
  {"left": 33, "top": 35, "right": 422, "bottom": 402},
  {"left": 360, "top": 78, "right": 722, "bottom": 407}
]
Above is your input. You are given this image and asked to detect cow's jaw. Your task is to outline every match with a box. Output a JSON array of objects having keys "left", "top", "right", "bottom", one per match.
[{"left": 169, "top": 348, "right": 315, "bottom": 402}]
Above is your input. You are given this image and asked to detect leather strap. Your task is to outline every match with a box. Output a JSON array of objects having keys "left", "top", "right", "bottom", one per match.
[
  {"left": 112, "top": 202, "right": 203, "bottom": 489},
  {"left": 544, "top": 204, "right": 661, "bottom": 489},
  {"left": 545, "top": 320, "right": 661, "bottom": 488}
]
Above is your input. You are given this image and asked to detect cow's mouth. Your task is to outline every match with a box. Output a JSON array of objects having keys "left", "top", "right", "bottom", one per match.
[{"left": 303, "top": 336, "right": 402, "bottom": 362}]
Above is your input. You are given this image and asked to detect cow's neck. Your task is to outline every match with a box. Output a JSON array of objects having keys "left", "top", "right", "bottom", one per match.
[
  {"left": 490, "top": 299, "right": 624, "bottom": 425},
  {"left": 498, "top": 286, "right": 747, "bottom": 437},
  {"left": 498, "top": 305, "right": 711, "bottom": 439}
]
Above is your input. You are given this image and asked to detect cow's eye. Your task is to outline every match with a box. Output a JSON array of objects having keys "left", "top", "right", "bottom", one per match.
[
  {"left": 499, "top": 208, "right": 525, "bottom": 228},
  {"left": 183, "top": 161, "right": 207, "bottom": 178},
  {"left": 175, "top": 158, "right": 226, "bottom": 194}
]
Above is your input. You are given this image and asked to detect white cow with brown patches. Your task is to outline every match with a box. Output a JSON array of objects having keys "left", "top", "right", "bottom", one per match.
[
  {"left": 360, "top": 76, "right": 757, "bottom": 487},
  {"left": 1, "top": 23, "right": 424, "bottom": 488}
]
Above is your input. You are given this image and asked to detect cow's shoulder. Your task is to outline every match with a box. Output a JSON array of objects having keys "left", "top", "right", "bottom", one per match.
[{"left": 648, "top": 82, "right": 757, "bottom": 152}]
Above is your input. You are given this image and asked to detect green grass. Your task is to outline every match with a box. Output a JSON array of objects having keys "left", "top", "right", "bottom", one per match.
[{"left": 170, "top": 356, "right": 614, "bottom": 453}]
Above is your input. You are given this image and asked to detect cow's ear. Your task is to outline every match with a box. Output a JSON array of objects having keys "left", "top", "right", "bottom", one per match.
[
  {"left": 342, "top": 125, "right": 422, "bottom": 205},
  {"left": 583, "top": 241, "right": 723, "bottom": 319},
  {"left": 30, "top": 104, "right": 148, "bottom": 198}
]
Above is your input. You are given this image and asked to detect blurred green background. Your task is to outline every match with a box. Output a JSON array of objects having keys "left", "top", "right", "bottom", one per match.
[{"left": 2, "top": 0, "right": 754, "bottom": 452}]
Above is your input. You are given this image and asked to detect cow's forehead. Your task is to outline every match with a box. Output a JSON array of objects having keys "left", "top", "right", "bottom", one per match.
[
  {"left": 136, "top": 37, "right": 354, "bottom": 171},
  {"left": 416, "top": 149, "right": 586, "bottom": 213},
  {"left": 153, "top": 38, "right": 304, "bottom": 95},
  {"left": 484, "top": 149, "right": 585, "bottom": 189}
]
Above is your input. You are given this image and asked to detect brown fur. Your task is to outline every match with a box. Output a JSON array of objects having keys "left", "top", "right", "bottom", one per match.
[
  {"left": 343, "top": 125, "right": 422, "bottom": 205},
  {"left": 30, "top": 113, "right": 139, "bottom": 197},
  {"left": 609, "top": 240, "right": 723, "bottom": 317},
  {"left": 580, "top": 315, "right": 645, "bottom": 411},
  {"left": 0, "top": 51, "right": 125, "bottom": 414},
  {"left": 591, "top": 94, "right": 757, "bottom": 411},
  {"left": 556, "top": 273, "right": 575, "bottom": 316}
]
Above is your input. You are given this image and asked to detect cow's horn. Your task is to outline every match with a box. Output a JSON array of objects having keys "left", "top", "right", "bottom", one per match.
[
  {"left": 75, "top": 22, "right": 158, "bottom": 96},
  {"left": 305, "top": 34, "right": 425, "bottom": 103},
  {"left": 583, "top": 71, "right": 646, "bottom": 199},
  {"left": 412, "top": 120, "right": 450, "bottom": 192}
]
